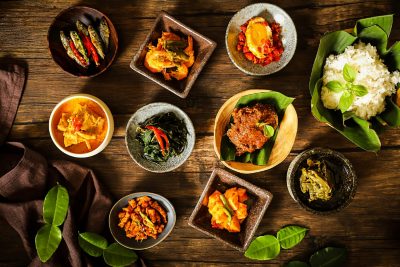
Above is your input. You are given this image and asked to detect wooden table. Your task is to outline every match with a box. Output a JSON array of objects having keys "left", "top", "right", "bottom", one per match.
[{"left": 1, "top": 1, "right": 400, "bottom": 266}]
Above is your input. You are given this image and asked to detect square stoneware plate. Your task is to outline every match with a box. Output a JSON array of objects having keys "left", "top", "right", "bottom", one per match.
[
  {"left": 130, "top": 10, "right": 217, "bottom": 98},
  {"left": 188, "top": 168, "right": 273, "bottom": 251}
]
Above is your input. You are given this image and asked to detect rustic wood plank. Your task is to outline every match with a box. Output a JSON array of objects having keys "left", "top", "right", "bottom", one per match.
[{"left": 1, "top": 0, "right": 400, "bottom": 266}]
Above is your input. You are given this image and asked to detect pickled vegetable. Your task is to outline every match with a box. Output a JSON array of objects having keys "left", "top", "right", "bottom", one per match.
[{"left": 300, "top": 159, "right": 334, "bottom": 201}]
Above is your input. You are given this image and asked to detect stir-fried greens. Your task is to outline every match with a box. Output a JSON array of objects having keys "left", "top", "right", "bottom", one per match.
[
  {"left": 136, "top": 112, "right": 188, "bottom": 162},
  {"left": 300, "top": 158, "right": 335, "bottom": 202}
]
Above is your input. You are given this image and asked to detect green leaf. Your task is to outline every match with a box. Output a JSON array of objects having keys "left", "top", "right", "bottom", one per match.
[
  {"left": 355, "top": 14, "right": 393, "bottom": 37},
  {"left": 285, "top": 261, "right": 310, "bottom": 267},
  {"left": 384, "top": 41, "right": 400, "bottom": 71},
  {"left": 235, "top": 91, "right": 295, "bottom": 112},
  {"left": 220, "top": 91, "right": 294, "bottom": 165},
  {"left": 338, "top": 91, "right": 354, "bottom": 113},
  {"left": 358, "top": 25, "right": 388, "bottom": 54},
  {"left": 78, "top": 232, "right": 108, "bottom": 257},
  {"left": 342, "top": 64, "right": 357, "bottom": 83},
  {"left": 311, "top": 79, "right": 381, "bottom": 152},
  {"left": 309, "top": 15, "right": 394, "bottom": 152},
  {"left": 259, "top": 124, "right": 275, "bottom": 137},
  {"left": 379, "top": 97, "right": 400, "bottom": 126},
  {"left": 244, "top": 235, "right": 281, "bottom": 260},
  {"left": 35, "top": 224, "right": 62, "bottom": 263},
  {"left": 325, "top": 81, "right": 344, "bottom": 93},
  {"left": 220, "top": 134, "right": 237, "bottom": 161},
  {"left": 351, "top": 84, "right": 368, "bottom": 97},
  {"left": 310, "top": 247, "right": 347, "bottom": 267},
  {"left": 43, "top": 185, "right": 69, "bottom": 226},
  {"left": 310, "top": 31, "right": 357, "bottom": 95},
  {"left": 277, "top": 226, "right": 308, "bottom": 249},
  {"left": 341, "top": 116, "right": 381, "bottom": 152},
  {"left": 103, "top": 243, "right": 138, "bottom": 267}
]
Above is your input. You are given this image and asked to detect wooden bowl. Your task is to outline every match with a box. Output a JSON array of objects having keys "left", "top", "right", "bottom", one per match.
[
  {"left": 48, "top": 6, "right": 118, "bottom": 77},
  {"left": 214, "top": 89, "right": 298, "bottom": 174}
]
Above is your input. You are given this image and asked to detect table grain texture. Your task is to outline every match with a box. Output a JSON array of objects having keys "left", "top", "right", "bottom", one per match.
[{"left": 1, "top": 0, "right": 400, "bottom": 266}]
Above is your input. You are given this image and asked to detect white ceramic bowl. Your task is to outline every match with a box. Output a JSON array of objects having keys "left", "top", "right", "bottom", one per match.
[{"left": 49, "top": 93, "right": 114, "bottom": 158}]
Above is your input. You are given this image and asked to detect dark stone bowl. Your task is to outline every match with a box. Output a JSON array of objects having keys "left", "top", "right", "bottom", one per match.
[
  {"left": 109, "top": 192, "right": 176, "bottom": 250},
  {"left": 286, "top": 147, "right": 357, "bottom": 215}
]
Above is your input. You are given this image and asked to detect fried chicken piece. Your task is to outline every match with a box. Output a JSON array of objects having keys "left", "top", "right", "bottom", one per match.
[
  {"left": 227, "top": 103, "right": 278, "bottom": 156},
  {"left": 118, "top": 196, "right": 168, "bottom": 241},
  {"left": 150, "top": 201, "right": 167, "bottom": 223}
]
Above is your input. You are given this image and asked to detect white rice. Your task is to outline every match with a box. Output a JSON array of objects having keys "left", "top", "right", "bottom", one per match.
[{"left": 321, "top": 42, "right": 400, "bottom": 120}]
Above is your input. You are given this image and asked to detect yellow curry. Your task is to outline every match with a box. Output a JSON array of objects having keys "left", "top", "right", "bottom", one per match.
[{"left": 52, "top": 98, "right": 107, "bottom": 154}]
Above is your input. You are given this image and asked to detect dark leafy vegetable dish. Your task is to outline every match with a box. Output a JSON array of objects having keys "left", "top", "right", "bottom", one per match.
[
  {"left": 237, "top": 17, "right": 283, "bottom": 66},
  {"left": 136, "top": 112, "right": 188, "bottom": 162},
  {"left": 59, "top": 18, "right": 110, "bottom": 69},
  {"left": 220, "top": 92, "right": 294, "bottom": 165},
  {"left": 300, "top": 158, "right": 335, "bottom": 202},
  {"left": 118, "top": 196, "right": 167, "bottom": 241},
  {"left": 202, "top": 187, "right": 248, "bottom": 233},
  {"left": 144, "top": 31, "right": 195, "bottom": 81}
]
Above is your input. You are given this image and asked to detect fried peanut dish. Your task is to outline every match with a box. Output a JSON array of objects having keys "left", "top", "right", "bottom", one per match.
[
  {"left": 144, "top": 31, "right": 195, "bottom": 81},
  {"left": 118, "top": 196, "right": 167, "bottom": 240},
  {"left": 227, "top": 103, "right": 278, "bottom": 156},
  {"left": 204, "top": 187, "right": 248, "bottom": 233}
]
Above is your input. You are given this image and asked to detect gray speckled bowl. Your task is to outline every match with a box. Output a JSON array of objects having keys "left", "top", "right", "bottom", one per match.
[
  {"left": 287, "top": 148, "right": 358, "bottom": 215},
  {"left": 225, "top": 3, "right": 297, "bottom": 76},
  {"left": 125, "top": 102, "right": 195, "bottom": 173},
  {"left": 109, "top": 192, "right": 176, "bottom": 250}
]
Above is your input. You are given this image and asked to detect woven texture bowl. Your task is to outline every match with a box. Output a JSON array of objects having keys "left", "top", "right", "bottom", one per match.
[{"left": 214, "top": 89, "right": 298, "bottom": 174}]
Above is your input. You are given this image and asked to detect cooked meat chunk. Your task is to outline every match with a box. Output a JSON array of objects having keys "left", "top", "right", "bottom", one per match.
[
  {"left": 227, "top": 103, "right": 278, "bottom": 156},
  {"left": 117, "top": 196, "right": 168, "bottom": 241}
]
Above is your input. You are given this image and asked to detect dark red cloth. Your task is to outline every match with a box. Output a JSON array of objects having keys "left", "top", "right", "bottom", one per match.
[{"left": 0, "top": 65, "right": 113, "bottom": 266}]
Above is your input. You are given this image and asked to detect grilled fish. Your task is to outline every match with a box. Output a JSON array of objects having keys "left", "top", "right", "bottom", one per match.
[
  {"left": 88, "top": 25, "right": 105, "bottom": 59},
  {"left": 99, "top": 17, "right": 110, "bottom": 50},
  {"left": 60, "top": 31, "right": 87, "bottom": 68},
  {"left": 70, "top": 31, "right": 89, "bottom": 65},
  {"left": 76, "top": 20, "right": 89, "bottom": 36},
  {"left": 76, "top": 20, "right": 100, "bottom": 66}
]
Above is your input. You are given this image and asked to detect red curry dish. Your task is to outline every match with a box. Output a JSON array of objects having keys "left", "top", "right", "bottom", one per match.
[
  {"left": 237, "top": 17, "right": 284, "bottom": 66},
  {"left": 227, "top": 103, "right": 278, "bottom": 156}
]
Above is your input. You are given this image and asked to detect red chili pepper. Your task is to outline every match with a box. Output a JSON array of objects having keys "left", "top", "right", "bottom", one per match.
[
  {"left": 145, "top": 126, "right": 170, "bottom": 156},
  {"left": 69, "top": 40, "right": 88, "bottom": 66},
  {"left": 71, "top": 116, "right": 83, "bottom": 132},
  {"left": 79, "top": 33, "right": 100, "bottom": 66}
]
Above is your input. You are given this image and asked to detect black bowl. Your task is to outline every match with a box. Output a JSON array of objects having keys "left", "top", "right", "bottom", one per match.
[
  {"left": 48, "top": 6, "right": 118, "bottom": 77},
  {"left": 286, "top": 147, "right": 357, "bottom": 215}
]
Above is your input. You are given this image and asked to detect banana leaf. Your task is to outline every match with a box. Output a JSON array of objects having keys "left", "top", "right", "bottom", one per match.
[
  {"left": 220, "top": 91, "right": 294, "bottom": 165},
  {"left": 309, "top": 14, "right": 400, "bottom": 152}
]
